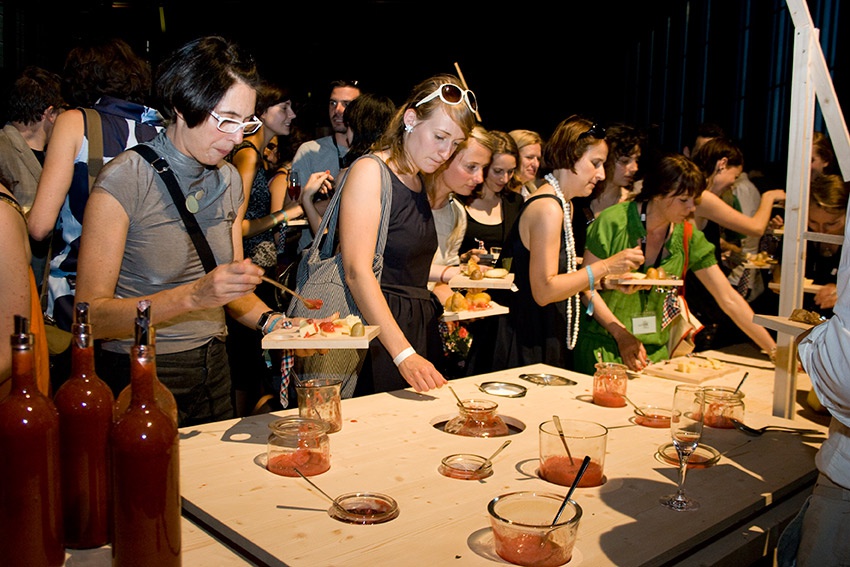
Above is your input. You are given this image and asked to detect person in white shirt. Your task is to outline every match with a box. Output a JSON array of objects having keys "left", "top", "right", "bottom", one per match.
[{"left": 778, "top": 204, "right": 850, "bottom": 566}]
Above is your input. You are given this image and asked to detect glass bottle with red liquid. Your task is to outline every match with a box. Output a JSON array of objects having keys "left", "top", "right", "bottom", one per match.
[
  {"left": 0, "top": 315, "right": 64, "bottom": 566},
  {"left": 111, "top": 307, "right": 181, "bottom": 566},
  {"left": 113, "top": 300, "right": 178, "bottom": 426},
  {"left": 288, "top": 170, "right": 301, "bottom": 201},
  {"left": 54, "top": 302, "right": 114, "bottom": 549}
]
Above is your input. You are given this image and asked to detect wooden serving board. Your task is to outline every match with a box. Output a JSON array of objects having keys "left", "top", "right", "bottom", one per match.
[
  {"left": 642, "top": 356, "right": 739, "bottom": 384},
  {"left": 448, "top": 272, "right": 515, "bottom": 289},
  {"left": 768, "top": 282, "right": 822, "bottom": 294},
  {"left": 610, "top": 278, "right": 683, "bottom": 287},
  {"left": 441, "top": 301, "right": 509, "bottom": 322},
  {"left": 262, "top": 325, "right": 380, "bottom": 349}
]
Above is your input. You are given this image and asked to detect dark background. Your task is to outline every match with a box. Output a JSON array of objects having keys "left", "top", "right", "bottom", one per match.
[{"left": 2, "top": 0, "right": 847, "bottom": 178}]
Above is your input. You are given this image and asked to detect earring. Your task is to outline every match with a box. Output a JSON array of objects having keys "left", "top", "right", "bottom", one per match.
[{"left": 404, "top": 123, "right": 414, "bottom": 133}]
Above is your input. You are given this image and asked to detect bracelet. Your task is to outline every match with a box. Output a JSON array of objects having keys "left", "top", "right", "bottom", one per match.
[
  {"left": 393, "top": 346, "right": 416, "bottom": 367},
  {"left": 585, "top": 265, "right": 595, "bottom": 316},
  {"left": 272, "top": 210, "right": 289, "bottom": 227},
  {"left": 440, "top": 265, "right": 453, "bottom": 284},
  {"left": 265, "top": 315, "right": 285, "bottom": 334}
]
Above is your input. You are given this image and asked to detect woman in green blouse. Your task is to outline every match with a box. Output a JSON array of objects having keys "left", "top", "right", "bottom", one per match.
[{"left": 574, "top": 154, "right": 776, "bottom": 374}]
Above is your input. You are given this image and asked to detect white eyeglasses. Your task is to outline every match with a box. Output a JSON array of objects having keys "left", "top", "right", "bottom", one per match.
[
  {"left": 209, "top": 110, "right": 263, "bottom": 135},
  {"left": 415, "top": 83, "right": 478, "bottom": 113}
]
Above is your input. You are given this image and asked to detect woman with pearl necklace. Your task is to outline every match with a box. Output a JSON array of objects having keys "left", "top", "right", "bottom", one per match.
[{"left": 491, "top": 115, "right": 644, "bottom": 371}]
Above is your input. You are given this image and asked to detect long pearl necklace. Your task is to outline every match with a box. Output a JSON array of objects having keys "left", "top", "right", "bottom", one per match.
[{"left": 544, "top": 173, "right": 580, "bottom": 350}]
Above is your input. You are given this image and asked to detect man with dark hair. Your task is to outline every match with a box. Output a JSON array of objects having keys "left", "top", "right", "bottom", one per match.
[
  {"left": 683, "top": 121, "right": 726, "bottom": 158},
  {"left": 0, "top": 66, "right": 64, "bottom": 213},
  {"left": 291, "top": 79, "right": 361, "bottom": 187},
  {"left": 0, "top": 66, "right": 65, "bottom": 285}
]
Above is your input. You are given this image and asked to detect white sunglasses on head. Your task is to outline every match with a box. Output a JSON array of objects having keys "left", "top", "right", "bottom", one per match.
[{"left": 415, "top": 83, "right": 478, "bottom": 113}]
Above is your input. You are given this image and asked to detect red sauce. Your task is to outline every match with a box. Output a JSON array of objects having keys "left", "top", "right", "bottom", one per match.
[
  {"left": 493, "top": 531, "right": 572, "bottom": 567},
  {"left": 540, "top": 456, "right": 604, "bottom": 487},
  {"left": 704, "top": 403, "right": 736, "bottom": 428},
  {"left": 635, "top": 413, "right": 671, "bottom": 428},
  {"left": 267, "top": 450, "right": 330, "bottom": 477},
  {"left": 593, "top": 390, "right": 626, "bottom": 407}
]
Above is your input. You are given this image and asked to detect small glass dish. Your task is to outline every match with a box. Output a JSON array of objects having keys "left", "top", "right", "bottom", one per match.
[
  {"left": 632, "top": 406, "right": 672, "bottom": 428},
  {"left": 439, "top": 454, "right": 493, "bottom": 480},
  {"left": 478, "top": 381, "right": 527, "bottom": 398},
  {"left": 656, "top": 442, "right": 721, "bottom": 469},
  {"left": 328, "top": 492, "right": 399, "bottom": 525}
]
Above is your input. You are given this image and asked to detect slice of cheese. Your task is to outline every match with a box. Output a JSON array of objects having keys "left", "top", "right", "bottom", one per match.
[{"left": 299, "top": 322, "right": 320, "bottom": 338}]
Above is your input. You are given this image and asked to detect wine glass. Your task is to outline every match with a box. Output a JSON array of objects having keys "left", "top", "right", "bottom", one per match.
[{"left": 660, "top": 384, "right": 705, "bottom": 511}]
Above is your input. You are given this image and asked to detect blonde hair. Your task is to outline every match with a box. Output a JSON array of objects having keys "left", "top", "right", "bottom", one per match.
[{"left": 378, "top": 74, "right": 476, "bottom": 175}]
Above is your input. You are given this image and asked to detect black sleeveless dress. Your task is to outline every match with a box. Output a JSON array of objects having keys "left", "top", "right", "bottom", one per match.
[
  {"left": 491, "top": 194, "right": 572, "bottom": 371},
  {"left": 354, "top": 169, "right": 442, "bottom": 395}
]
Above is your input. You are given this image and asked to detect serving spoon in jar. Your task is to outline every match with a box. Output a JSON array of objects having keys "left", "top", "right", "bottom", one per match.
[
  {"left": 475, "top": 440, "right": 511, "bottom": 471},
  {"left": 294, "top": 468, "right": 348, "bottom": 515}
]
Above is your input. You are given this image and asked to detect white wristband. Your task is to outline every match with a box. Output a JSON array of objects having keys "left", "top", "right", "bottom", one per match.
[{"left": 393, "top": 347, "right": 416, "bottom": 367}]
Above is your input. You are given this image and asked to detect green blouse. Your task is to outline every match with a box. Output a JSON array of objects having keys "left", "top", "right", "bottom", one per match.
[{"left": 574, "top": 201, "right": 717, "bottom": 374}]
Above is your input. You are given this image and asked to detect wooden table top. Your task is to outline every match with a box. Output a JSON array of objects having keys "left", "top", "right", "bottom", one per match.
[{"left": 176, "top": 351, "right": 828, "bottom": 566}]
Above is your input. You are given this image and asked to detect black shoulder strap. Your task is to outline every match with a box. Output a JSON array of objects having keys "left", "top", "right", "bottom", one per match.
[{"left": 130, "top": 144, "right": 218, "bottom": 273}]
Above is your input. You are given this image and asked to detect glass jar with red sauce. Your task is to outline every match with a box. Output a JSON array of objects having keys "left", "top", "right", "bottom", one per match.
[
  {"left": 593, "top": 362, "right": 628, "bottom": 407},
  {"left": 702, "top": 387, "right": 745, "bottom": 429},
  {"left": 444, "top": 399, "right": 509, "bottom": 437},
  {"left": 267, "top": 416, "right": 330, "bottom": 477}
]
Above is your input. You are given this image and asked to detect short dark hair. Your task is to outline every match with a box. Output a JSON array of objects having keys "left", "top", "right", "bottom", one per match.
[
  {"left": 62, "top": 38, "right": 151, "bottom": 107},
  {"left": 255, "top": 81, "right": 291, "bottom": 117},
  {"left": 342, "top": 93, "right": 396, "bottom": 167},
  {"left": 543, "top": 115, "right": 604, "bottom": 172},
  {"left": 635, "top": 153, "right": 705, "bottom": 202},
  {"left": 696, "top": 122, "right": 726, "bottom": 140},
  {"left": 6, "top": 66, "right": 64, "bottom": 124},
  {"left": 690, "top": 136, "right": 744, "bottom": 175},
  {"left": 329, "top": 79, "right": 361, "bottom": 95},
  {"left": 155, "top": 36, "right": 261, "bottom": 128}
]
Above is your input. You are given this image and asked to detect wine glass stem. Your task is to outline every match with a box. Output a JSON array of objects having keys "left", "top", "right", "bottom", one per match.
[{"left": 676, "top": 450, "right": 691, "bottom": 500}]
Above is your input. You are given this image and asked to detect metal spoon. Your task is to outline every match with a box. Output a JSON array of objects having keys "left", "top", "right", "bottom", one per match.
[
  {"left": 476, "top": 439, "right": 511, "bottom": 471},
  {"left": 294, "top": 468, "right": 349, "bottom": 515},
  {"left": 622, "top": 394, "right": 646, "bottom": 416},
  {"left": 552, "top": 415, "right": 574, "bottom": 465},
  {"left": 733, "top": 372, "right": 749, "bottom": 394},
  {"left": 729, "top": 418, "right": 821, "bottom": 437},
  {"left": 448, "top": 385, "right": 465, "bottom": 407},
  {"left": 552, "top": 455, "right": 591, "bottom": 524}
]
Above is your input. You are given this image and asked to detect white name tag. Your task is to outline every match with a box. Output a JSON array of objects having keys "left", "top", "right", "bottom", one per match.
[{"left": 632, "top": 315, "right": 657, "bottom": 335}]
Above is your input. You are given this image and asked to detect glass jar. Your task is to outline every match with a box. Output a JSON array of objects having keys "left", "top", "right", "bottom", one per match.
[
  {"left": 296, "top": 378, "right": 342, "bottom": 433},
  {"left": 593, "top": 362, "right": 628, "bottom": 407},
  {"left": 702, "top": 387, "right": 745, "bottom": 429},
  {"left": 444, "top": 399, "right": 509, "bottom": 437},
  {"left": 267, "top": 417, "right": 330, "bottom": 477}
]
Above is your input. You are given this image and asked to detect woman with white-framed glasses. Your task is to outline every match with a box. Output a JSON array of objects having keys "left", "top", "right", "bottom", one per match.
[
  {"left": 76, "top": 36, "right": 327, "bottom": 426},
  {"left": 339, "top": 74, "right": 477, "bottom": 396}
]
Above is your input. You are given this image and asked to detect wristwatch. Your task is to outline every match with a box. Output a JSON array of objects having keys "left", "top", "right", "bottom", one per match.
[{"left": 256, "top": 310, "right": 277, "bottom": 332}]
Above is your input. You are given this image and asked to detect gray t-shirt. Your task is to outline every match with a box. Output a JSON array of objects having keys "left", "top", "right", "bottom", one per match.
[{"left": 95, "top": 131, "right": 244, "bottom": 354}]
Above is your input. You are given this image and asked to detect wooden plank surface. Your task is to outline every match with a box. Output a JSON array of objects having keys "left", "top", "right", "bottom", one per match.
[
  {"left": 63, "top": 516, "right": 250, "bottom": 566},
  {"left": 262, "top": 325, "right": 380, "bottom": 349},
  {"left": 178, "top": 354, "right": 827, "bottom": 566}
]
